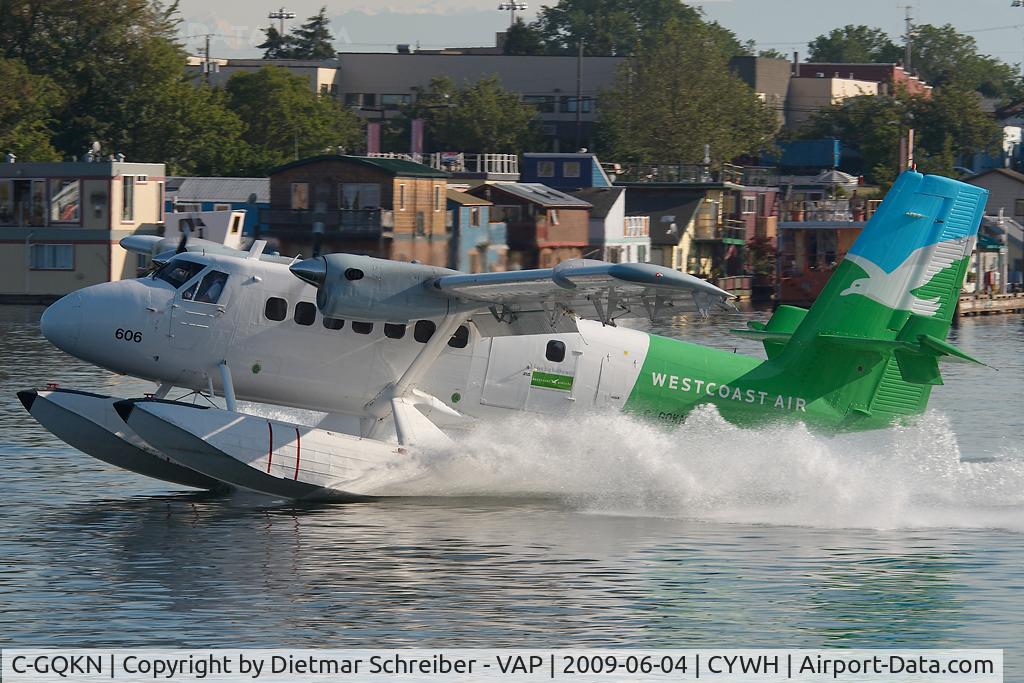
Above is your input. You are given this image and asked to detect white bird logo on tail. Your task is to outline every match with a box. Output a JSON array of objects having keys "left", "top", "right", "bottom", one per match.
[{"left": 840, "top": 236, "right": 971, "bottom": 317}]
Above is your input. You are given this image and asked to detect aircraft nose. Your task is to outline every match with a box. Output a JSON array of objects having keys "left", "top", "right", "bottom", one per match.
[{"left": 40, "top": 291, "right": 83, "bottom": 354}]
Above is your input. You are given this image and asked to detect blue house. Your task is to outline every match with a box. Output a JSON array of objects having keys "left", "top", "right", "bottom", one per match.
[
  {"left": 165, "top": 177, "right": 269, "bottom": 236},
  {"left": 446, "top": 189, "right": 507, "bottom": 272},
  {"left": 520, "top": 153, "right": 612, "bottom": 190}
]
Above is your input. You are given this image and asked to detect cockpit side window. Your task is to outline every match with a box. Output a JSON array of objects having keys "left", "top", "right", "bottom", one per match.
[
  {"left": 153, "top": 259, "right": 205, "bottom": 289},
  {"left": 193, "top": 270, "right": 229, "bottom": 304}
]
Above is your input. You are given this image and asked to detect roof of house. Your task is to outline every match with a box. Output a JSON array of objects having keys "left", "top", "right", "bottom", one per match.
[
  {"left": 485, "top": 182, "right": 592, "bottom": 208},
  {"left": 167, "top": 177, "right": 270, "bottom": 203},
  {"left": 269, "top": 155, "right": 448, "bottom": 178},
  {"left": 446, "top": 188, "right": 491, "bottom": 206},
  {"left": 570, "top": 186, "right": 624, "bottom": 219},
  {"left": 624, "top": 191, "right": 704, "bottom": 246},
  {"left": 966, "top": 167, "right": 1024, "bottom": 185}
]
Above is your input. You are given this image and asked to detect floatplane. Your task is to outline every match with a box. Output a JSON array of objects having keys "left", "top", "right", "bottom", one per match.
[{"left": 19, "top": 171, "right": 988, "bottom": 499}]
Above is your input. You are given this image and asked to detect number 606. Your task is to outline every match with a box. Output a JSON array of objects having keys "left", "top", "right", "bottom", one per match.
[{"left": 115, "top": 328, "right": 142, "bottom": 343}]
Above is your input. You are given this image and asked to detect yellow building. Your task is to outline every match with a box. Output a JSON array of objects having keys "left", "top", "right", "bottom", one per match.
[{"left": 0, "top": 161, "right": 166, "bottom": 302}]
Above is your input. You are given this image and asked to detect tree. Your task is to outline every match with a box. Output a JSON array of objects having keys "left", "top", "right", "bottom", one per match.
[
  {"left": 225, "top": 67, "right": 363, "bottom": 174},
  {"left": 910, "top": 24, "right": 1023, "bottom": 100},
  {"left": 0, "top": 58, "right": 62, "bottom": 161},
  {"left": 398, "top": 76, "right": 540, "bottom": 153},
  {"left": 807, "top": 25, "right": 902, "bottom": 63},
  {"left": 798, "top": 89, "right": 999, "bottom": 184},
  {"left": 598, "top": 19, "right": 776, "bottom": 164},
  {"left": 257, "top": 26, "right": 298, "bottom": 60},
  {"left": 503, "top": 18, "right": 545, "bottom": 55},
  {"left": 291, "top": 7, "right": 336, "bottom": 60},
  {"left": 535, "top": 0, "right": 745, "bottom": 58},
  {"left": 258, "top": 7, "right": 336, "bottom": 60}
]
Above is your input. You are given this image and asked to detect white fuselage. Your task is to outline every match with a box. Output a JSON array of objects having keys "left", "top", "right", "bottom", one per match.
[{"left": 42, "top": 252, "right": 651, "bottom": 424}]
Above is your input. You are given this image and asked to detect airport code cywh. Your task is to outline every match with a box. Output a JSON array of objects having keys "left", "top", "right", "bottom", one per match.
[{"left": 0, "top": 649, "right": 1003, "bottom": 682}]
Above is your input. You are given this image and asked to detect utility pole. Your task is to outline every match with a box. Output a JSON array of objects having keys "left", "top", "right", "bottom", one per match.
[
  {"left": 574, "top": 38, "right": 583, "bottom": 150},
  {"left": 900, "top": 4, "right": 914, "bottom": 73},
  {"left": 497, "top": 2, "right": 528, "bottom": 28},
  {"left": 269, "top": 7, "right": 296, "bottom": 35},
  {"left": 204, "top": 34, "right": 211, "bottom": 85}
]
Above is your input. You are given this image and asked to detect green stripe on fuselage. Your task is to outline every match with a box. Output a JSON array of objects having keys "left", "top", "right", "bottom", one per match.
[{"left": 531, "top": 370, "right": 574, "bottom": 391}]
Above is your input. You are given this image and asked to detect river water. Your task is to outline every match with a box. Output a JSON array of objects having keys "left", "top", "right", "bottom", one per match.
[{"left": 1, "top": 305, "right": 1021, "bottom": 674}]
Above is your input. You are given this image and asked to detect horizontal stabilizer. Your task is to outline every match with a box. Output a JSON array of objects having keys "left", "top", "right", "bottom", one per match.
[
  {"left": 433, "top": 259, "right": 736, "bottom": 327},
  {"left": 729, "top": 305, "right": 808, "bottom": 358},
  {"left": 820, "top": 331, "right": 984, "bottom": 385}
]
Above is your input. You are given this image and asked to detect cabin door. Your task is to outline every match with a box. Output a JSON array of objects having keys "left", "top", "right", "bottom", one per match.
[{"left": 479, "top": 338, "right": 531, "bottom": 410}]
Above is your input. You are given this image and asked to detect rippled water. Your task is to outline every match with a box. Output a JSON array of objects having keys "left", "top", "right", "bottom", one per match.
[{"left": 1, "top": 305, "right": 1021, "bottom": 675}]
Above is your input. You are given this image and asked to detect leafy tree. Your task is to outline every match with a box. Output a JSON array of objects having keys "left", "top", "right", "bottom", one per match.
[
  {"left": 807, "top": 25, "right": 902, "bottom": 63},
  {"left": 757, "top": 48, "right": 790, "bottom": 60},
  {"left": 258, "top": 7, "right": 335, "bottom": 60},
  {"left": 291, "top": 7, "right": 336, "bottom": 60},
  {"left": 910, "top": 23, "right": 1023, "bottom": 100},
  {"left": 503, "top": 18, "right": 545, "bottom": 56},
  {"left": 397, "top": 76, "right": 540, "bottom": 153},
  {"left": 0, "top": 58, "right": 62, "bottom": 160},
  {"left": 798, "top": 89, "right": 999, "bottom": 184},
  {"left": 225, "top": 67, "right": 362, "bottom": 174},
  {"left": 535, "top": 0, "right": 745, "bottom": 58},
  {"left": 598, "top": 19, "right": 776, "bottom": 164},
  {"left": 257, "top": 26, "right": 298, "bottom": 60}
]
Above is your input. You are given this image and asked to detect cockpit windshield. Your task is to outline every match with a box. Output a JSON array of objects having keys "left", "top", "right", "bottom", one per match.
[{"left": 153, "top": 258, "right": 206, "bottom": 289}]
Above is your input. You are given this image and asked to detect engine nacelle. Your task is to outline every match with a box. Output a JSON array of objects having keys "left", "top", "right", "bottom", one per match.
[{"left": 292, "top": 254, "right": 459, "bottom": 323}]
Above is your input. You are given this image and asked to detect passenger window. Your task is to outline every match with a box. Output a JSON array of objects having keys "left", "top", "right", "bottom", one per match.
[
  {"left": 414, "top": 320, "right": 436, "bottom": 343},
  {"left": 384, "top": 323, "right": 406, "bottom": 339},
  {"left": 546, "top": 340, "right": 566, "bottom": 362},
  {"left": 352, "top": 321, "right": 373, "bottom": 335},
  {"left": 323, "top": 317, "right": 344, "bottom": 330},
  {"left": 194, "top": 270, "right": 228, "bottom": 304},
  {"left": 294, "top": 301, "right": 316, "bottom": 326},
  {"left": 448, "top": 325, "right": 469, "bottom": 348},
  {"left": 264, "top": 297, "right": 287, "bottom": 321}
]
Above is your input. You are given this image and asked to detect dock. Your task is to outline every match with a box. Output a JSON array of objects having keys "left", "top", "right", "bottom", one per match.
[{"left": 957, "top": 293, "right": 1024, "bottom": 317}]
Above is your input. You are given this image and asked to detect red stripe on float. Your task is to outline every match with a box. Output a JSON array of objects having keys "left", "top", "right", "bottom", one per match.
[
  {"left": 294, "top": 427, "right": 301, "bottom": 480},
  {"left": 267, "top": 422, "right": 274, "bottom": 473}
]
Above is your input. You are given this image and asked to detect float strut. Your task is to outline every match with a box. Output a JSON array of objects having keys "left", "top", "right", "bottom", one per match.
[{"left": 219, "top": 361, "right": 237, "bottom": 412}]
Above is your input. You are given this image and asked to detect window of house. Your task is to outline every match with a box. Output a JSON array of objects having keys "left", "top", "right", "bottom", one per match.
[
  {"left": 398, "top": 184, "right": 406, "bottom": 211},
  {"left": 49, "top": 179, "right": 80, "bottom": 223},
  {"left": 434, "top": 184, "right": 442, "bottom": 212},
  {"left": 563, "top": 162, "right": 580, "bottom": 178},
  {"left": 291, "top": 183, "right": 309, "bottom": 210},
  {"left": 637, "top": 245, "right": 647, "bottom": 263},
  {"left": 447, "top": 325, "right": 469, "bottom": 348},
  {"left": 415, "top": 211, "right": 426, "bottom": 236},
  {"left": 174, "top": 202, "right": 202, "bottom": 213},
  {"left": 157, "top": 181, "right": 165, "bottom": 223},
  {"left": 0, "top": 180, "right": 12, "bottom": 223},
  {"left": 546, "top": 340, "right": 566, "bottom": 362},
  {"left": 381, "top": 93, "right": 411, "bottom": 109},
  {"left": 264, "top": 297, "right": 288, "bottom": 321},
  {"left": 340, "top": 183, "right": 381, "bottom": 209},
  {"left": 537, "top": 161, "right": 555, "bottom": 178},
  {"left": 136, "top": 175, "right": 148, "bottom": 184},
  {"left": 470, "top": 207, "right": 481, "bottom": 227},
  {"left": 294, "top": 301, "right": 317, "bottom": 326},
  {"left": 523, "top": 95, "right": 556, "bottom": 113},
  {"left": 323, "top": 317, "right": 344, "bottom": 330},
  {"left": 384, "top": 323, "right": 406, "bottom": 339},
  {"left": 352, "top": 321, "right": 374, "bottom": 334},
  {"left": 560, "top": 96, "right": 592, "bottom": 113},
  {"left": 414, "top": 320, "right": 436, "bottom": 343},
  {"left": 549, "top": 209, "right": 559, "bottom": 225},
  {"left": 121, "top": 176, "right": 135, "bottom": 222},
  {"left": 213, "top": 203, "right": 232, "bottom": 211},
  {"left": 230, "top": 215, "right": 242, "bottom": 234},
  {"left": 29, "top": 244, "right": 73, "bottom": 270},
  {"left": 742, "top": 196, "right": 757, "bottom": 214}
]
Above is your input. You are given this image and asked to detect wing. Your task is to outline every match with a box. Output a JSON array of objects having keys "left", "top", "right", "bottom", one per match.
[{"left": 432, "top": 259, "right": 736, "bottom": 335}]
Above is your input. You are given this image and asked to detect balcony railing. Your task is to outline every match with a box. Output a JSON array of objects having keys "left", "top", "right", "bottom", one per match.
[
  {"left": 259, "top": 208, "right": 389, "bottom": 234},
  {"left": 366, "top": 152, "right": 519, "bottom": 176},
  {"left": 693, "top": 216, "right": 746, "bottom": 242},
  {"left": 623, "top": 215, "right": 649, "bottom": 237},
  {"left": 608, "top": 162, "right": 744, "bottom": 185},
  {"left": 781, "top": 199, "right": 880, "bottom": 223}
]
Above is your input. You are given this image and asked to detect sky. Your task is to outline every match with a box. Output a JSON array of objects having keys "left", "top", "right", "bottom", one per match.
[{"left": 175, "top": 0, "right": 1024, "bottom": 69}]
